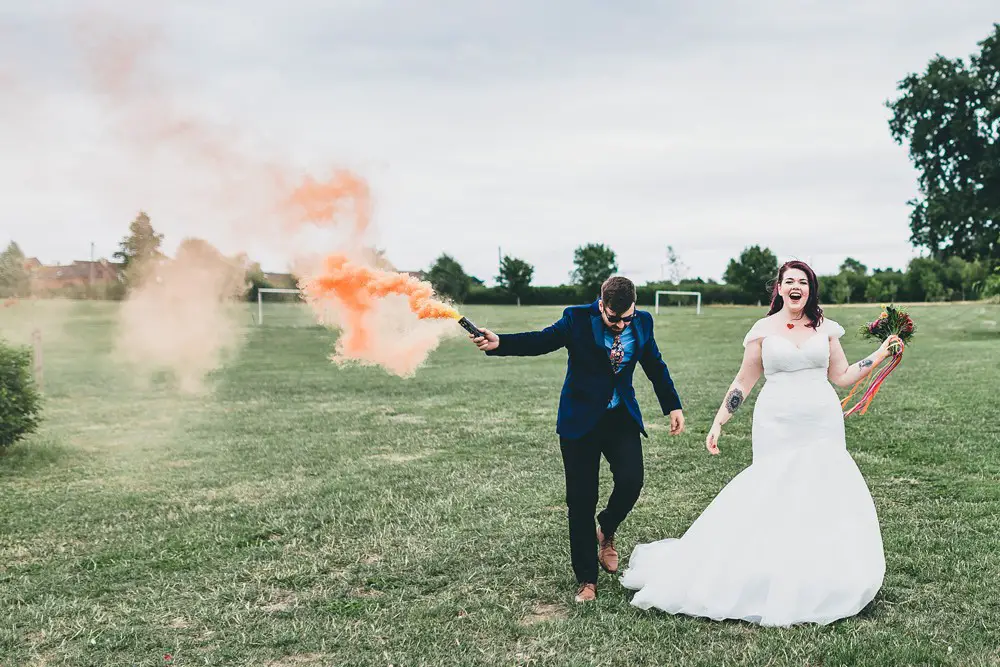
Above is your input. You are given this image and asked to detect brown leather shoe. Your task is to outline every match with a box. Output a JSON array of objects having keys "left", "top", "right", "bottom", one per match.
[
  {"left": 597, "top": 527, "right": 618, "bottom": 574},
  {"left": 574, "top": 582, "right": 596, "bottom": 602}
]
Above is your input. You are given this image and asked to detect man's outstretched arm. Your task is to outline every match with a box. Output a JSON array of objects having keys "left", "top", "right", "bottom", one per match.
[{"left": 473, "top": 309, "right": 572, "bottom": 357}]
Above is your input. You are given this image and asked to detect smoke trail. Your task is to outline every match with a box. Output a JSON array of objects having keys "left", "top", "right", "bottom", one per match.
[
  {"left": 300, "top": 254, "right": 461, "bottom": 377},
  {"left": 114, "top": 239, "right": 248, "bottom": 393},
  {"left": 281, "top": 171, "right": 372, "bottom": 234}
]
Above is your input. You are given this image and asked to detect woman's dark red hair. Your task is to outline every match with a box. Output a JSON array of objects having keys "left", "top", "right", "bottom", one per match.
[{"left": 767, "top": 260, "right": 824, "bottom": 328}]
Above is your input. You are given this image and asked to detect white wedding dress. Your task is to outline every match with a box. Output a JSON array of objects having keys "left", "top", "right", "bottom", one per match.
[{"left": 620, "top": 318, "right": 885, "bottom": 627}]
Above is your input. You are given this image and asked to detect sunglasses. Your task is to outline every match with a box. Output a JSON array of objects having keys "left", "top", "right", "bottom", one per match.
[{"left": 602, "top": 304, "right": 636, "bottom": 324}]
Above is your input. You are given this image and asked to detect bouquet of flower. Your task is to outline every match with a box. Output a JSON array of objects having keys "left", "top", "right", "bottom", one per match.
[
  {"left": 859, "top": 303, "right": 916, "bottom": 346},
  {"left": 842, "top": 304, "right": 915, "bottom": 417}
]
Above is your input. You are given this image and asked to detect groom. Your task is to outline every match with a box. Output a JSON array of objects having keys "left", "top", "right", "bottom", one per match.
[{"left": 470, "top": 276, "right": 685, "bottom": 602}]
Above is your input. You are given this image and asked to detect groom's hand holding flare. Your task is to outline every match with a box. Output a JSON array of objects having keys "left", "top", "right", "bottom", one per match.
[{"left": 471, "top": 329, "right": 500, "bottom": 352}]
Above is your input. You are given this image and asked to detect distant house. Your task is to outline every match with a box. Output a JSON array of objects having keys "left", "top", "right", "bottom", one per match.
[
  {"left": 29, "top": 260, "right": 121, "bottom": 293},
  {"left": 24, "top": 257, "right": 42, "bottom": 272},
  {"left": 404, "top": 271, "right": 426, "bottom": 281}
]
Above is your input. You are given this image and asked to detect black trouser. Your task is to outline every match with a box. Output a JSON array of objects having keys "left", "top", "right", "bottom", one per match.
[{"left": 559, "top": 406, "right": 644, "bottom": 584}]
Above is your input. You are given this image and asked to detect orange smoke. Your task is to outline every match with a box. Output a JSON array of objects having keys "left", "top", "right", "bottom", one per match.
[
  {"left": 301, "top": 254, "right": 461, "bottom": 376},
  {"left": 306, "top": 254, "right": 459, "bottom": 319},
  {"left": 281, "top": 171, "right": 372, "bottom": 233}
]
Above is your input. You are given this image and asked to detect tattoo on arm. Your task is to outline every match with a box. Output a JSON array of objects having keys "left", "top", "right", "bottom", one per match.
[
  {"left": 858, "top": 358, "right": 874, "bottom": 369},
  {"left": 725, "top": 388, "right": 745, "bottom": 414}
]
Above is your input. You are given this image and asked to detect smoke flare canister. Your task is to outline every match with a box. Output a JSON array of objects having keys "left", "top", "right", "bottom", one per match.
[{"left": 457, "top": 316, "right": 485, "bottom": 338}]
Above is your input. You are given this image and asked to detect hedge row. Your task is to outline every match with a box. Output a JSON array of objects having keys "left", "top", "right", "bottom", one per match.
[{"left": 464, "top": 283, "right": 756, "bottom": 307}]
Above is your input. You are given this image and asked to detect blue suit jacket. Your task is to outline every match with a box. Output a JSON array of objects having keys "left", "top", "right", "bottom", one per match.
[{"left": 486, "top": 301, "right": 683, "bottom": 440}]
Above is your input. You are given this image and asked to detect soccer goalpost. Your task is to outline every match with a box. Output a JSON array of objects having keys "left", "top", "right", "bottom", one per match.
[
  {"left": 655, "top": 290, "right": 702, "bottom": 315},
  {"left": 257, "top": 287, "right": 302, "bottom": 324}
]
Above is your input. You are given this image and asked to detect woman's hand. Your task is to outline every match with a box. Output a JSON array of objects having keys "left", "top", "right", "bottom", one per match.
[
  {"left": 706, "top": 422, "right": 722, "bottom": 455},
  {"left": 877, "top": 334, "right": 903, "bottom": 359}
]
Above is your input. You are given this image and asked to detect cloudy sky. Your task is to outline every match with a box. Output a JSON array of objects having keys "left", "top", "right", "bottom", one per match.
[{"left": 1, "top": 1, "right": 997, "bottom": 285}]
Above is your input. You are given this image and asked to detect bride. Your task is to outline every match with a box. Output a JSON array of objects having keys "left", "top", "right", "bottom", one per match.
[{"left": 620, "top": 260, "right": 900, "bottom": 627}]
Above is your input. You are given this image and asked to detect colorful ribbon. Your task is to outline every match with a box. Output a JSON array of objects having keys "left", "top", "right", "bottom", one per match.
[{"left": 842, "top": 342, "right": 904, "bottom": 418}]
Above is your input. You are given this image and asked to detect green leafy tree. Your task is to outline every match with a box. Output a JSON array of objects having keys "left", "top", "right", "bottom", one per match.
[
  {"left": 825, "top": 274, "right": 852, "bottom": 304},
  {"left": 723, "top": 245, "right": 779, "bottom": 303},
  {"left": 113, "top": 211, "right": 165, "bottom": 284},
  {"left": 936, "top": 256, "right": 976, "bottom": 300},
  {"left": 906, "top": 257, "right": 947, "bottom": 301},
  {"left": 887, "top": 23, "right": 1000, "bottom": 268},
  {"left": 0, "top": 241, "right": 30, "bottom": 297},
  {"left": 427, "top": 254, "right": 471, "bottom": 303},
  {"left": 0, "top": 338, "right": 42, "bottom": 448},
  {"left": 496, "top": 255, "right": 534, "bottom": 305},
  {"left": 963, "top": 259, "right": 992, "bottom": 298},
  {"left": 571, "top": 243, "right": 618, "bottom": 299},
  {"left": 865, "top": 269, "right": 905, "bottom": 303},
  {"left": 840, "top": 258, "right": 868, "bottom": 275},
  {"left": 981, "top": 267, "right": 1000, "bottom": 300},
  {"left": 835, "top": 258, "right": 870, "bottom": 304}
]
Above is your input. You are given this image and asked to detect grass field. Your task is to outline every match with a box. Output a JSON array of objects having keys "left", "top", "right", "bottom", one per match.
[{"left": 2, "top": 299, "right": 1000, "bottom": 666}]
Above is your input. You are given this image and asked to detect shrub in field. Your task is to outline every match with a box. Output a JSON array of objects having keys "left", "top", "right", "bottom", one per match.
[
  {"left": 981, "top": 270, "right": 1000, "bottom": 303},
  {"left": 0, "top": 338, "right": 42, "bottom": 448}
]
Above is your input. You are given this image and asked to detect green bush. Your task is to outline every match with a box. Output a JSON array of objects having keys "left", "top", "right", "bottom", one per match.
[
  {"left": 982, "top": 270, "right": 1000, "bottom": 303},
  {"left": 464, "top": 285, "right": 589, "bottom": 306},
  {"left": 463, "top": 282, "right": 754, "bottom": 307},
  {"left": 466, "top": 285, "right": 519, "bottom": 305},
  {"left": 0, "top": 338, "right": 43, "bottom": 448}
]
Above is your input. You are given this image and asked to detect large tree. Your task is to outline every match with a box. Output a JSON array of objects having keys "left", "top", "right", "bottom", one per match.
[
  {"left": 723, "top": 245, "right": 779, "bottom": 303},
  {"left": 571, "top": 243, "right": 618, "bottom": 299},
  {"left": 865, "top": 269, "right": 905, "bottom": 303},
  {"left": 427, "top": 253, "right": 471, "bottom": 303},
  {"left": 887, "top": 23, "right": 1000, "bottom": 268},
  {"left": 905, "top": 257, "right": 947, "bottom": 302},
  {"left": 837, "top": 257, "right": 870, "bottom": 303},
  {"left": 0, "top": 241, "right": 30, "bottom": 297},
  {"left": 496, "top": 255, "right": 534, "bottom": 305},
  {"left": 982, "top": 267, "right": 1000, "bottom": 299},
  {"left": 113, "top": 211, "right": 165, "bottom": 283},
  {"left": 839, "top": 258, "right": 868, "bottom": 275}
]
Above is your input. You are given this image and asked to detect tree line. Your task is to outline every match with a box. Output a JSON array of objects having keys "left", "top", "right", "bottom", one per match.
[{"left": 426, "top": 243, "right": 1000, "bottom": 307}]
